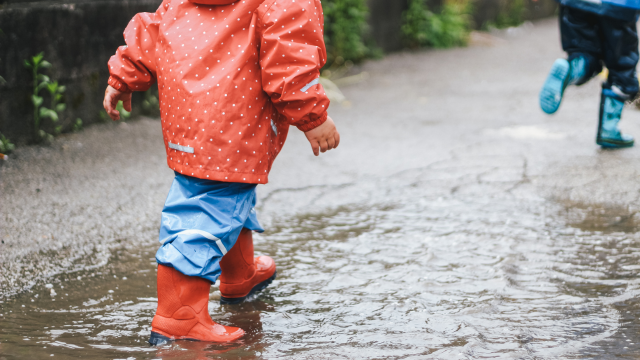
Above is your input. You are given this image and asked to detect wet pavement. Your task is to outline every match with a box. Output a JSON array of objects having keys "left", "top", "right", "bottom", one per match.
[{"left": 3, "top": 19, "right": 640, "bottom": 358}]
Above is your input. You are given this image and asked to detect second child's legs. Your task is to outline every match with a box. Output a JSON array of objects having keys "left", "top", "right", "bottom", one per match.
[
  {"left": 596, "top": 16, "right": 639, "bottom": 148},
  {"left": 540, "top": 6, "right": 601, "bottom": 114},
  {"left": 541, "top": 6, "right": 639, "bottom": 148},
  {"left": 559, "top": 5, "right": 603, "bottom": 84},
  {"left": 600, "top": 17, "right": 639, "bottom": 99}
]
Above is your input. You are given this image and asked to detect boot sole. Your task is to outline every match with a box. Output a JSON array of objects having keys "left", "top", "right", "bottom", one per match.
[
  {"left": 220, "top": 271, "right": 277, "bottom": 305},
  {"left": 597, "top": 137, "right": 635, "bottom": 149},
  {"left": 149, "top": 329, "right": 245, "bottom": 345},
  {"left": 540, "top": 59, "right": 570, "bottom": 115},
  {"left": 149, "top": 331, "right": 183, "bottom": 346}
]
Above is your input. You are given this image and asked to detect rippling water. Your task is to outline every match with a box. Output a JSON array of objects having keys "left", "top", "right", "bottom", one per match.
[{"left": 2, "top": 166, "right": 640, "bottom": 359}]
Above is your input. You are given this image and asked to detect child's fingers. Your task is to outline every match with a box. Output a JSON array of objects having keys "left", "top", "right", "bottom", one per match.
[
  {"left": 319, "top": 139, "right": 329, "bottom": 153},
  {"left": 103, "top": 93, "right": 112, "bottom": 113},
  {"left": 327, "top": 136, "right": 336, "bottom": 150},
  {"left": 334, "top": 131, "right": 341, "bottom": 149},
  {"left": 103, "top": 93, "right": 119, "bottom": 120},
  {"left": 123, "top": 95, "right": 132, "bottom": 112},
  {"left": 309, "top": 139, "right": 320, "bottom": 156},
  {"left": 110, "top": 97, "right": 121, "bottom": 120}
]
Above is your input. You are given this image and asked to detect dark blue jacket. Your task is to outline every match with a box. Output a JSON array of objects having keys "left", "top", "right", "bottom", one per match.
[{"left": 557, "top": 0, "right": 640, "bottom": 21}]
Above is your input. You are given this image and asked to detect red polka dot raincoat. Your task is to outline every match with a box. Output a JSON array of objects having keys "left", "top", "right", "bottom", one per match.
[{"left": 108, "top": 0, "right": 330, "bottom": 184}]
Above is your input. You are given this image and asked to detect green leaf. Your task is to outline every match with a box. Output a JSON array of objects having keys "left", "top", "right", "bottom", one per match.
[
  {"left": 73, "top": 118, "right": 83, "bottom": 132},
  {"left": 32, "top": 53, "right": 44, "bottom": 67},
  {"left": 99, "top": 110, "right": 110, "bottom": 122},
  {"left": 54, "top": 126, "right": 62, "bottom": 135},
  {"left": 37, "top": 74, "right": 51, "bottom": 83},
  {"left": 40, "top": 60, "right": 52, "bottom": 69},
  {"left": 31, "top": 95, "right": 43, "bottom": 107},
  {"left": 24, "top": 60, "right": 33, "bottom": 70},
  {"left": 46, "top": 81, "right": 58, "bottom": 94},
  {"left": 58, "top": 85, "right": 66, "bottom": 93},
  {"left": 39, "top": 107, "right": 59, "bottom": 122},
  {"left": 55, "top": 103, "right": 66, "bottom": 113},
  {"left": 116, "top": 100, "right": 131, "bottom": 119}
]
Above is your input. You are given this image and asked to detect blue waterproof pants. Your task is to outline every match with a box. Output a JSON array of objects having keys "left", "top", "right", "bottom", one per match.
[
  {"left": 156, "top": 172, "right": 263, "bottom": 283},
  {"left": 560, "top": 5, "right": 640, "bottom": 98}
]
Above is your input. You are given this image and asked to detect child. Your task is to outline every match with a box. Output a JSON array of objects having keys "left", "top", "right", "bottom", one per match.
[
  {"left": 539, "top": 0, "right": 640, "bottom": 148},
  {"left": 103, "top": 0, "right": 340, "bottom": 344}
]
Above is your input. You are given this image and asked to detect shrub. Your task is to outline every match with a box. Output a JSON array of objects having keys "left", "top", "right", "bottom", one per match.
[
  {"left": 141, "top": 86, "right": 160, "bottom": 117},
  {"left": 72, "top": 118, "right": 83, "bottom": 132},
  {"left": 323, "top": 0, "right": 372, "bottom": 66},
  {"left": 402, "top": 0, "right": 472, "bottom": 49},
  {"left": 484, "top": 0, "right": 528, "bottom": 29},
  {"left": 24, "top": 53, "right": 69, "bottom": 142},
  {"left": 0, "top": 132, "right": 14, "bottom": 154}
]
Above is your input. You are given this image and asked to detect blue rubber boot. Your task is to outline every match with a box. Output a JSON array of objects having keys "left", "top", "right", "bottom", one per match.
[
  {"left": 597, "top": 91, "right": 634, "bottom": 149},
  {"left": 539, "top": 57, "right": 587, "bottom": 114}
]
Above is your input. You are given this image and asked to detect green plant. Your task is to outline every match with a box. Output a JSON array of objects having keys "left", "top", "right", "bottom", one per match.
[
  {"left": 72, "top": 118, "right": 83, "bottom": 132},
  {"left": 99, "top": 109, "right": 110, "bottom": 122},
  {"left": 323, "top": 0, "right": 372, "bottom": 66},
  {"left": 484, "top": 0, "right": 527, "bottom": 29},
  {"left": 142, "top": 87, "right": 160, "bottom": 117},
  {"left": 24, "top": 53, "right": 67, "bottom": 142},
  {"left": 43, "top": 81, "right": 66, "bottom": 134},
  {"left": 0, "top": 132, "right": 15, "bottom": 154},
  {"left": 116, "top": 101, "right": 131, "bottom": 120},
  {"left": 402, "top": 0, "right": 471, "bottom": 49}
]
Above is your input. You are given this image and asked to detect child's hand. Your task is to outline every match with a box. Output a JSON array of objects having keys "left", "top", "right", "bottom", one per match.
[
  {"left": 304, "top": 116, "right": 340, "bottom": 156},
  {"left": 103, "top": 85, "right": 132, "bottom": 121}
]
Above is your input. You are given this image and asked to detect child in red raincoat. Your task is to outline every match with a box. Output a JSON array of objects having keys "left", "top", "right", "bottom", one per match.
[{"left": 103, "top": 0, "right": 339, "bottom": 344}]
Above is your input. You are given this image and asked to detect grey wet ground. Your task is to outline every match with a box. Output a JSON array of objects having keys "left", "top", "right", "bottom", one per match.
[{"left": 3, "top": 19, "right": 640, "bottom": 358}]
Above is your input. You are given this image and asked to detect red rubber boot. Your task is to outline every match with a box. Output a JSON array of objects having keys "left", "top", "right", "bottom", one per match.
[
  {"left": 149, "top": 264, "right": 245, "bottom": 345},
  {"left": 219, "top": 228, "right": 277, "bottom": 304}
]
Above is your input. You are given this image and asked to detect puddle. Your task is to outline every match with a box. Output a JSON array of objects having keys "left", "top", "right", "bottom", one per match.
[
  {"left": 484, "top": 125, "right": 567, "bottom": 140},
  {"left": 2, "top": 171, "right": 640, "bottom": 359},
  {"left": 562, "top": 202, "right": 640, "bottom": 234}
]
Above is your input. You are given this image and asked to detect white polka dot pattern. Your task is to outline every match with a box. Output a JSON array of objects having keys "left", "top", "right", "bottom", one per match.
[{"left": 107, "top": 0, "right": 329, "bottom": 184}]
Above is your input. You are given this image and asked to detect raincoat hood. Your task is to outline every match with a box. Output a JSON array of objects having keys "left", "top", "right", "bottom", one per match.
[{"left": 187, "top": 0, "right": 236, "bottom": 4}]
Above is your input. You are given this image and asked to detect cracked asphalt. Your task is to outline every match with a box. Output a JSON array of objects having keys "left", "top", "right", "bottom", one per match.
[{"left": 2, "top": 19, "right": 640, "bottom": 297}]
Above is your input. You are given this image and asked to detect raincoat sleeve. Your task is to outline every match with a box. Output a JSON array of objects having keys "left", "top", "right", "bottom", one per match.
[
  {"left": 257, "top": 0, "right": 330, "bottom": 132},
  {"left": 107, "top": 1, "right": 168, "bottom": 93}
]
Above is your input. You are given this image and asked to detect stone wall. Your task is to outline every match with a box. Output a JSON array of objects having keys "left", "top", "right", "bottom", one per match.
[
  {"left": 367, "top": 0, "right": 410, "bottom": 52},
  {"left": 0, "top": 0, "right": 163, "bottom": 144},
  {"left": 0, "top": 0, "right": 558, "bottom": 144}
]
